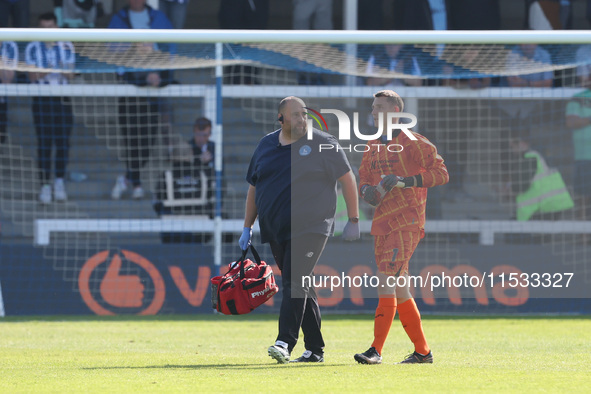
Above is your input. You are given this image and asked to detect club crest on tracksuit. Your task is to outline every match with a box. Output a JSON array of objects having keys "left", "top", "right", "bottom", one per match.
[{"left": 299, "top": 145, "right": 312, "bottom": 156}]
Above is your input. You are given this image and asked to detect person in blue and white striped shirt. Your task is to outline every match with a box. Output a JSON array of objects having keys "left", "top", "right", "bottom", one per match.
[
  {"left": 25, "top": 12, "right": 75, "bottom": 204},
  {"left": 0, "top": 41, "right": 17, "bottom": 145}
]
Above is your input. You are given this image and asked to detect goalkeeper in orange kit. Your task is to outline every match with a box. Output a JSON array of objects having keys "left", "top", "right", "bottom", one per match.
[{"left": 354, "top": 90, "right": 449, "bottom": 365}]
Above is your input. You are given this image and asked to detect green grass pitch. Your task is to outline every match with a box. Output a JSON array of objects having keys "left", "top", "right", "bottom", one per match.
[{"left": 0, "top": 314, "right": 589, "bottom": 392}]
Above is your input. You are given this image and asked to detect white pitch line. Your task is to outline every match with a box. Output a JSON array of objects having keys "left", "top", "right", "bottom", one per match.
[{"left": 0, "top": 279, "right": 5, "bottom": 317}]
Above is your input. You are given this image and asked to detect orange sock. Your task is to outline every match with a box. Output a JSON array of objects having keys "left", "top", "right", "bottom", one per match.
[
  {"left": 397, "top": 298, "right": 429, "bottom": 355},
  {"left": 370, "top": 297, "right": 396, "bottom": 354}
]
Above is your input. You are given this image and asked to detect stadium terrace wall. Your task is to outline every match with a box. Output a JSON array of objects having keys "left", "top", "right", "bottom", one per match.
[{"left": 1, "top": 242, "right": 589, "bottom": 316}]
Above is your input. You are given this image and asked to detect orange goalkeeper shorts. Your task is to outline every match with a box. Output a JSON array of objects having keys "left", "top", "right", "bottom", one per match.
[{"left": 374, "top": 229, "right": 421, "bottom": 276}]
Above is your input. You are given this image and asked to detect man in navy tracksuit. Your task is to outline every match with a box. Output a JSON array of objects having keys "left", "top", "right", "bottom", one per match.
[{"left": 240, "top": 97, "right": 361, "bottom": 363}]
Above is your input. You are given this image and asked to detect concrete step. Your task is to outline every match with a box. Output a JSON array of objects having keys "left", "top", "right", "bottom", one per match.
[
  {"left": 0, "top": 200, "right": 87, "bottom": 237},
  {"left": 0, "top": 187, "right": 37, "bottom": 200},
  {"left": 71, "top": 199, "right": 159, "bottom": 219},
  {"left": 0, "top": 218, "right": 34, "bottom": 237}
]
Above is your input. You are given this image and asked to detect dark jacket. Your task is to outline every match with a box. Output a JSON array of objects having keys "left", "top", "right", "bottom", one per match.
[
  {"left": 392, "top": 0, "right": 451, "bottom": 30},
  {"left": 108, "top": 4, "right": 173, "bottom": 30},
  {"left": 392, "top": 0, "right": 500, "bottom": 31},
  {"left": 218, "top": 0, "right": 269, "bottom": 29},
  {"left": 448, "top": 0, "right": 500, "bottom": 30},
  {"left": 189, "top": 140, "right": 215, "bottom": 170}
]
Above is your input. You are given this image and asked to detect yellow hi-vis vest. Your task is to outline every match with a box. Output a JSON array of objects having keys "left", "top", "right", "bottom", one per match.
[{"left": 516, "top": 150, "right": 574, "bottom": 221}]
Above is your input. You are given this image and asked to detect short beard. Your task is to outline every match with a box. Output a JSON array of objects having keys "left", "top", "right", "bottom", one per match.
[{"left": 292, "top": 125, "right": 307, "bottom": 139}]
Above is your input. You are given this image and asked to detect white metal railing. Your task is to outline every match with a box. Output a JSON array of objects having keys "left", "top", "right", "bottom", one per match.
[
  {"left": 34, "top": 219, "right": 591, "bottom": 248},
  {"left": 0, "top": 84, "right": 583, "bottom": 99},
  {"left": 1, "top": 29, "right": 591, "bottom": 44}
]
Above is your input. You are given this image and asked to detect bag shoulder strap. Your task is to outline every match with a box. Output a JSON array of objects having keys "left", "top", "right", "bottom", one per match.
[
  {"left": 239, "top": 244, "right": 263, "bottom": 278},
  {"left": 249, "top": 245, "right": 262, "bottom": 265}
]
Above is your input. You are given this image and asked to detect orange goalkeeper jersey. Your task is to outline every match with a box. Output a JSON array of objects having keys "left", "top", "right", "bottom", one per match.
[{"left": 359, "top": 131, "right": 449, "bottom": 236}]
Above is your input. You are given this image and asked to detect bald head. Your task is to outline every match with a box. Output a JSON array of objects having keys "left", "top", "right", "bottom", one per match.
[
  {"left": 278, "top": 96, "right": 306, "bottom": 115},
  {"left": 277, "top": 96, "right": 308, "bottom": 141}
]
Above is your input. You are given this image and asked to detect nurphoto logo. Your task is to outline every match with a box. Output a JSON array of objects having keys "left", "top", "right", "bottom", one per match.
[{"left": 303, "top": 107, "right": 417, "bottom": 153}]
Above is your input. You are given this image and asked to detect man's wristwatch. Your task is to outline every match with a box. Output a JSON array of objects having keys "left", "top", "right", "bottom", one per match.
[{"left": 348, "top": 217, "right": 359, "bottom": 223}]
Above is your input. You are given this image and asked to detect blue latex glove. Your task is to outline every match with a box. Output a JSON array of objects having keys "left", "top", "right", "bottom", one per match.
[
  {"left": 342, "top": 220, "right": 360, "bottom": 241},
  {"left": 239, "top": 227, "right": 252, "bottom": 250}
]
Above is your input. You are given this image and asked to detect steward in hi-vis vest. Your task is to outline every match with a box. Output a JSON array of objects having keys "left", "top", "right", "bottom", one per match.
[{"left": 516, "top": 150, "right": 574, "bottom": 221}]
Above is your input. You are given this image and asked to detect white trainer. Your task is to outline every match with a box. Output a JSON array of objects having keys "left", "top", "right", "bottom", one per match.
[
  {"left": 268, "top": 344, "right": 290, "bottom": 364},
  {"left": 132, "top": 186, "right": 145, "bottom": 199},
  {"left": 111, "top": 175, "right": 128, "bottom": 200},
  {"left": 54, "top": 178, "right": 68, "bottom": 202},
  {"left": 39, "top": 184, "right": 52, "bottom": 204}
]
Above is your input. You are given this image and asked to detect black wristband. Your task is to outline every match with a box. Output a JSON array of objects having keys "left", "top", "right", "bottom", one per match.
[
  {"left": 348, "top": 217, "right": 359, "bottom": 223},
  {"left": 401, "top": 176, "right": 414, "bottom": 188},
  {"left": 401, "top": 177, "right": 411, "bottom": 188},
  {"left": 401, "top": 175, "right": 423, "bottom": 188},
  {"left": 415, "top": 175, "right": 423, "bottom": 187}
]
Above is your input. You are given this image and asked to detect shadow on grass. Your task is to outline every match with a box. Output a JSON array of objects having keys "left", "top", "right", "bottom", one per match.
[
  {"left": 82, "top": 363, "right": 347, "bottom": 370},
  {"left": 0, "top": 314, "right": 280, "bottom": 323},
  {"left": 2, "top": 314, "right": 589, "bottom": 323}
]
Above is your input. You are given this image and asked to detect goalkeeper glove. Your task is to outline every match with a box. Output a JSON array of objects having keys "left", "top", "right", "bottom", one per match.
[
  {"left": 380, "top": 174, "right": 406, "bottom": 191},
  {"left": 361, "top": 184, "right": 384, "bottom": 206},
  {"left": 361, "top": 176, "right": 415, "bottom": 206}
]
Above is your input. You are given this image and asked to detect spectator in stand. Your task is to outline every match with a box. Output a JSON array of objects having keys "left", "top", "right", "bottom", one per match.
[
  {"left": 293, "top": 0, "right": 332, "bottom": 30},
  {"left": 25, "top": 13, "right": 75, "bottom": 204},
  {"left": 506, "top": 44, "right": 553, "bottom": 88},
  {"left": 159, "top": 0, "right": 188, "bottom": 29},
  {"left": 504, "top": 132, "right": 574, "bottom": 243},
  {"left": 525, "top": 0, "right": 572, "bottom": 30},
  {"left": 499, "top": 45, "right": 553, "bottom": 207},
  {"left": 218, "top": 0, "right": 269, "bottom": 85},
  {"left": 391, "top": 0, "right": 449, "bottom": 84},
  {"left": 575, "top": 45, "right": 591, "bottom": 87},
  {"left": 357, "top": 0, "right": 385, "bottom": 89},
  {"left": 448, "top": 0, "right": 500, "bottom": 30},
  {"left": 565, "top": 81, "right": 591, "bottom": 221},
  {"left": 392, "top": 0, "right": 449, "bottom": 31},
  {"left": 0, "top": 0, "right": 29, "bottom": 27},
  {"left": 358, "top": 0, "right": 383, "bottom": 30},
  {"left": 108, "top": 0, "right": 174, "bottom": 200},
  {"left": 392, "top": 0, "right": 500, "bottom": 79},
  {"left": 0, "top": 41, "right": 17, "bottom": 145},
  {"left": 509, "top": 134, "right": 573, "bottom": 221},
  {"left": 365, "top": 44, "right": 423, "bottom": 87},
  {"left": 53, "top": 0, "right": 104, "bottom": 28},
  {"left": 443, "top": 0, "right": 500, "bottom": 88},
  {"left": 190, "top": 117, "right": 215, "bottom": 173},
  {"left": 218, "top": 0, "right": 268, "bottom": 29},
  {"left": 292, "top": 0, "right": 332, "bottom": 85},
  {"left": 435, "top": 0, "right": 499, "bottom": 87},
  {"left": 153, "top": 117, "right": 218, "bottom": 243},
  {"left": 524, "top": 0, "right": 572, "bottom": 86}
]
